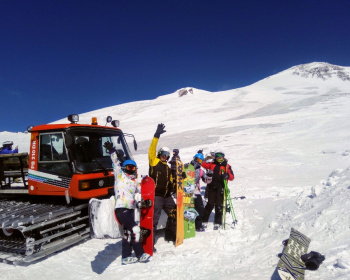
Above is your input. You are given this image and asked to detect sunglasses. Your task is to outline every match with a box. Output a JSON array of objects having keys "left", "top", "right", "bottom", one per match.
[
  {"left": 160, "top": 151, "right": 170, "bottom": 157},
  {"left": 125, "top": 165, "right": 136, "bottom": 171},
  {"left": 215, "top": 153, "right": 224, "bottom": 158}
]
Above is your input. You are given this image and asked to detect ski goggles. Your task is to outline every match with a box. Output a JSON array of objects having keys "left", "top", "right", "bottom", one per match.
[
  {"left": 215, "top": 153, "right": 224, "bottom": 158},
  {"left": 159, "top": 151, "right": 170, "bottom": 157},
  {"left": 125, "top": 165, "right": 137, "bottom": 171},
  {"left": 195, "top": 158, "right": 203, "bottom": 164}
]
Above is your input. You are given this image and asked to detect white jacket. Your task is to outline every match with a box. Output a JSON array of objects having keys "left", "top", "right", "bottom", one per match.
[{"left": 110, "top": 152, "right": 141, "bottom": 209}]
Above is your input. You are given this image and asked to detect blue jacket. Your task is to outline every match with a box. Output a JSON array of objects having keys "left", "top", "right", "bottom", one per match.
[{"left": 0, "top": 147, "right": 18, "bottom": 154}]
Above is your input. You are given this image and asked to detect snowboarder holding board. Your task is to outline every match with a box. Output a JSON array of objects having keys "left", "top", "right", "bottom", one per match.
[
  {"left": 201, "top": 150, "right": 234, "bottom": 230},
  {"left": 148, "top": 124, "right": 177, "bottom": 245},
  {"left": 104, "top": 141, "right": 151, "bottom": 265}
]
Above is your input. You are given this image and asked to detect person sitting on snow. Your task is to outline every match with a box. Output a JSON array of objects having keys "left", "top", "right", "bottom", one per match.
[
  {"left": 104, "top": 141, "right": 151, "bottom": 265},
  {"left": 0, "top": 141, "right": 18, "bottom": 154}
]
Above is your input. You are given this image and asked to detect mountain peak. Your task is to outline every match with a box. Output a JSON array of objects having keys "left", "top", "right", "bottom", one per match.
[{"left": 291, "top": 62, "right": 350, "bottom": 81}]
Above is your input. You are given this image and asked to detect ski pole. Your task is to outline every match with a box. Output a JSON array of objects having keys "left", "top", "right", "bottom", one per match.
[
  {"left": 221, "top": 170, "right": 227, "bottom": 228},
  {"left": 224, "top": 179, "right": 237, "bottom": 224}
]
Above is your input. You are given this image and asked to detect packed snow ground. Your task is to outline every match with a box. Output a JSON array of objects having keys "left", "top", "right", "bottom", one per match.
[{"left": 1, "top": 62, "right": 350, "bottom": 279}]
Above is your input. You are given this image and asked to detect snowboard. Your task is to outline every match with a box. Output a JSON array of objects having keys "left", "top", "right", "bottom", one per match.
[
  {"left": 139, "top": 176, "right": 155, "bottom": 256},
  {"left": 183, "top": 164, "right": 196, "bottom": 239},
  {"left": 276, "top": 227, "right": 311, "bottom": 280},
  {"left": 183, "top": 192, "right": 196, "bottom": 238},
  {"left": 175, "top": 158, "right": 184, "bottom": 247},
  {"left": 184, "top": 163, "right": 195, "bottom": 186},
  {"left": 89, "top": 176, "right": 155, "bottom": 256}
]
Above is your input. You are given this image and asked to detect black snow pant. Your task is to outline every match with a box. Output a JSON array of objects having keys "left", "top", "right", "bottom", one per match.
[
  {"left": 115, "top": 208, "right": 144, "bottom": 259},
  {"left": 194, "top": 194, "right": 205, "bottom": 229},
  {"left": 203, "top": 186, "right": 224, "bottom": 225},
  {"left": 153, "top": 195, "right": 176, "bottom": 243}
]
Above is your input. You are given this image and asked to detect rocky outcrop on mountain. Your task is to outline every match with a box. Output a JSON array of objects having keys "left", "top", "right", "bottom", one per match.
[
  {"left": 292, "top": 62, "right": 350, "bottom": 81},
  {"left": 178, "top": 87, "right": 194, "bottom": 97}
]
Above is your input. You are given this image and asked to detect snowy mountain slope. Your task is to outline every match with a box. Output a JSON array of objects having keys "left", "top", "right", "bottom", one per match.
[{"left": 1, "top": 62, "right": 350, "bottom": 279}]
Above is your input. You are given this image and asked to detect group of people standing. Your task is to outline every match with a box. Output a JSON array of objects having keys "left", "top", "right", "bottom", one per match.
[
  {"left": 148, "top": 123, "right": 235, "bottom": 238},
  {"left": 100, "top": 123, "right": 234, "bottom": 265}
]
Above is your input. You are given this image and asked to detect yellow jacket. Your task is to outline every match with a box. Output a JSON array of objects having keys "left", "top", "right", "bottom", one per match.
[{"left": 148, "top": 137, "right": 174, "bottom": 197}]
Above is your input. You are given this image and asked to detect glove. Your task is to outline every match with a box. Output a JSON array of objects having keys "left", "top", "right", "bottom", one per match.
[
  {"left": 221, "top": 173, "right": 229, "bottom": 180},
  {"left": 182, "top": 172, "right": 187, "bottom": 179},
  {"left": 184, "top": 163, "right": 189, "bottom": 168},
  {"left": 154, "top": 123, "right": 166, "bottom": 138},
  {"left": 207, "top": 170, "right": 213, "bottom": 177},
  {"left": 103, "top": 141, "right": 115, "bottom": 153},
  {"left": 301, "top": 251, "right": 325, "bottom": 270}
]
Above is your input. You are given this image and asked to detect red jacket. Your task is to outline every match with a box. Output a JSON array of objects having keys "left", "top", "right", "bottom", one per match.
[{"left": 201, "top": 160, "right": 234, "bottom": 189}]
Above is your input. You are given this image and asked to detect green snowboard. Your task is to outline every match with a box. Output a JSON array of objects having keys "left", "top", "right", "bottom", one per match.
[
  {"left": 277, "top": 228, "right": 311, "bottom": 280},
  {"left": 183, "top": 163, "right": 196, "bottom": 239}
]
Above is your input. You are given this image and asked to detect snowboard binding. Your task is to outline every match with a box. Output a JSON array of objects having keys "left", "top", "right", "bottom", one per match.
[{"left": 137, "top": 198, "right": 153, "bottom": 209}]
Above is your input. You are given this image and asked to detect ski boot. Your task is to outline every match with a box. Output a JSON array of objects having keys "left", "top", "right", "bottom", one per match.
[
  {"left": 213, "top": 224, "right": 221, "bottom": 230},
  {"left": 122, "top": 257, "right": 138, "bottom": 265},
  {"left": 139, "top": 253, "right": 151, "bottom": 263},
  {"left": 196, "top": 226, "right": 205, "bottom": 232}
]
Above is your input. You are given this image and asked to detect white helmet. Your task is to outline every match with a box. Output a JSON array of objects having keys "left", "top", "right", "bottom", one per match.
[
  {"left": 214, "top": 149, "right": 225, "bottom": 158},
  {"left": 158, "top": 146, "right": 171, "bottom": 160}
]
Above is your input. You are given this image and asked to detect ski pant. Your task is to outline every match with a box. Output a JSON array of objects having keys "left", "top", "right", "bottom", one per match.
[
  {"left": 203, "top": 187, "right": 224, "bottom": 225},
  {"left": 194, "top": 194, "right": 205, "bottom": 229},
  {"left": 153, "top": 195, "right": 176, "bottom": 241},
  {"left": 115, "top": 208, "right": 144, "bottom": 259}
]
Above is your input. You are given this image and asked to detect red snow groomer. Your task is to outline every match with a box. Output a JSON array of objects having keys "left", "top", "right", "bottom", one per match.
[{"left": 0, "top": 114, "right": 137, "bottom": 265}]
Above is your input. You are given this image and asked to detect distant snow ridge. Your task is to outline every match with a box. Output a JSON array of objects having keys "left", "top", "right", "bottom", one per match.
[{"left": 292, "top": 62, "right": 350, "bottom": 81}]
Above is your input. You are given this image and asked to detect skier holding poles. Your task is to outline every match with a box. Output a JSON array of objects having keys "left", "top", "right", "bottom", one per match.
[{"left": 201, "top": 150, "right": 234, "bottom": 230}]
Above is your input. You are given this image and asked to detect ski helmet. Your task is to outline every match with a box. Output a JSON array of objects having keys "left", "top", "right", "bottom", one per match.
[
  {"left": 214, "top": 149, "right": 225, "bottom": 158},
  {"left": 122, "top": 159, "right": 138, "bottom": 175},
  {"left": 157, "top": 147, "right": 171, "bottom": 160},
  {"left": 2, "top": 141, "right": 13, "bottom": 148},
  {"left": 194, "top": 153, "right": 204, "bottom": 163},
  {"left": 205, "top": 153, "right": 214, "bottom": 163},
  {"left": 173, "top": 149, "right": 179, "bottom": 156}
]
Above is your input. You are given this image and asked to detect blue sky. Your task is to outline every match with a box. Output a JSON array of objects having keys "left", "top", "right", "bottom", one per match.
[{"left": 1, "top": 0, "right": 349, "bottom": 132}]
